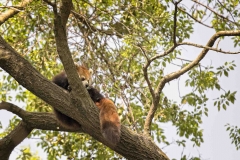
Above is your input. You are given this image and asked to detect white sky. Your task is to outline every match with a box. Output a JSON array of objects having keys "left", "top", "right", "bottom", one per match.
[{"left": 161, "top": 22, "right": 240, "bottom": 159}]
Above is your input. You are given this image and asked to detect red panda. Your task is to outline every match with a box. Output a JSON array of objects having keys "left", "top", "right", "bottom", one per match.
[
  {"left": 52, "top": 64, "right": 93, "bottom": 128},
  {"left": 87, "top": 86, "right": 121, "bottom": 146}
]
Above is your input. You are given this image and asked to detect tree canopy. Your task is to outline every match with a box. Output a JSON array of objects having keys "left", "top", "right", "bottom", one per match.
[{"left": 0, "top": 0, "right": 240, "bottom": 159}]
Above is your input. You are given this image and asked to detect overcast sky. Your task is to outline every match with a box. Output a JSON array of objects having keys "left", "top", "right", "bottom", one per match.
[{"left": 161, "top": 22, "right": 240, "bottom": 159}]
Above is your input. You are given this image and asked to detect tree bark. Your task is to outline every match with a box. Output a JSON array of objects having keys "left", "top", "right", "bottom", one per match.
[{"left": 0, "top": 35, "right": 169, "bottom": 159}]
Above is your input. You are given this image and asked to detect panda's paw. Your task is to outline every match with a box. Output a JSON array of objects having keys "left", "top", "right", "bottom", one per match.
[{"left": 67, "top": 85, "right": 72, "bottom": 91}]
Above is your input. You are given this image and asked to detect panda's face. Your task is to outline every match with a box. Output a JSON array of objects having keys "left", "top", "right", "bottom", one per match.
[
  {"left": 76, "top": 65, "right": 93, "bottom": 88},
  {"left": 80, "top": 75, "right": 90, "bottom": 87}
]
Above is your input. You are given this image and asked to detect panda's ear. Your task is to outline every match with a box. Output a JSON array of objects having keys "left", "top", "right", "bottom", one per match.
[
  {"left": 74, "top": 62, "right": 79, "bottom": 68},
  {"left": 89, "top": 69, "right": 93, "bottom": 75}
]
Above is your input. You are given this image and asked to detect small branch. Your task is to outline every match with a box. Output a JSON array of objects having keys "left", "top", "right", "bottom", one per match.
[
  {"left": 0, "top": 6, "right": 24, "bottom": 11},
  {"left": 136, "top": 44, "right": 149, "bottom": 61},
  {"left": 71, "top": 10, "right": 123, "bottom": 38},
  {"left": 216, "top": 0, "right": 237, "bottom": 25},
  {"left": 179, "top": 42, "right": 240, "bottom": 54},
  {"left": 143, "top": 61, "right": 155, "bottom": 100},
  {"left": 178, "top": 7, "right": 213, "bottom": 28},
  {"left": 0, "top": 101, "right": 26, "bottom": 118},
  {"left": 0, "top": 121, "right": 32, "bottom": 160},
  {"left": 134, "top": 44, "right": 155, "bottom": 100},
  {"left": 173, "top": 0, "right": 182, "bottom": 45},
  {"left": 144, "top": 30, "right": 240, "bottom": 134},
  {"left": 192, "top": 0, "right": 239, "bottom": 26},
  {"left": 0, "top": 0, "right": 33, "bottom": 25},
  {"left": 150, "top": 45, "right": 178, "bottom": 62}
]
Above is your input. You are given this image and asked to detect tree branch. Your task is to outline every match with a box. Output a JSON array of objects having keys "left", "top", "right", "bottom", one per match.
[
  {"left": 192, "top": 0, "right": 239, "bottom": 27},
  {"left": 179, "top": 42, "right": 240, "bottom": 54},
  {"left": 0, "top": 0, "right": 33, "bottom": 25},
  {"left": 173, "top": 0, "right": 182, "bottom": 45},
  {"left": 0, "top": 121, "right": 32, "bottom": 160},
  {"left": 52, "top": 0, "right": 87, "bottom": 97},
  {"left": 0, "top": 99, "right": 84, "bottom": 160},
  {"left": 0, "top": 101, "right": 82, "bottom": 160},
  {"left": 0, "top": 35, "right": 76, "bottom": 123},
  {"left": 0, "top": 7, "right": 169, "bottom": 160},
  {"left": 0, "top": 101, "right": 82, "bottom": 132},
  {"left": 71, "top": 10, "right": 123, "bottom": 38},
  {"left": 135, "top": 44, "right": 155, "bottom": 101},
  {"left": 144, "top": 30, "right": 240, "bottom": 134},
  {"left": 178, "top": 7, "right": 213, "bottom": 29}
]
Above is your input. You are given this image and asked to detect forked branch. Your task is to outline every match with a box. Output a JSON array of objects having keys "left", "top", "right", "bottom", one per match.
[
  {"left": 144, "top": 30, "right": 240, "bottom": 134},
  {"left": 0, "top": 101, "right": 82, "bottom": 160}
]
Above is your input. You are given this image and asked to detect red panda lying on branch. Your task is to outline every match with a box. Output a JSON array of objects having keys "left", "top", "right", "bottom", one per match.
[
  {"left": 52, "top": 64, "right": 93, "bottom": 128},
  {"left": 52, "top": 64, "right": 120, "bottom": 146}
]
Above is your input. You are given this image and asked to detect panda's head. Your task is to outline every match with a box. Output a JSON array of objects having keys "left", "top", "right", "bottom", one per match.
[{"left": 75, "top": 64, "right": 93, "bottom": 88}]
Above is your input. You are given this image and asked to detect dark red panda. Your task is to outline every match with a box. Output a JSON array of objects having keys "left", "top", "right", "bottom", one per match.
[
  {"left": 52, "top": 64, "right": 93, "bottom": 128},
  {"left": 87, "top": 86, "right": 121, "bottom": 146}
]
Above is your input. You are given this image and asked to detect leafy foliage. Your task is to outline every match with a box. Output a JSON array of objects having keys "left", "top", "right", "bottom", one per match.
[
  {"left": 0, "top": 0, "right": 240, "bottom": 159},
  {"left": 226, "top": 124, "right": 240, "bottom": 150},
  {"left": 16, "top": 147, "right": 40, "bottom": 160}
]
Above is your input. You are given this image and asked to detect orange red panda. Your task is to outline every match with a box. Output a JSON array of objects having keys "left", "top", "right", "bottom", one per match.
[
  {"left": 52, "top": 64, "right": 121, "bottom": 146},
  {"left": 87, "top": 86, "right": 121, "bottom": 146},
  {"left": 52, "top": 64, "right": 93, "bottom": 128}
]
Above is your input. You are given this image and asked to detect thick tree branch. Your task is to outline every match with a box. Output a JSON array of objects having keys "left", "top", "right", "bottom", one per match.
[
  {"left": 0, "top": 101, "right": 82, "bottom": 132},
  {"left": 0, "top": 8, "right": 169, "bottom": 160},
  {"left": 0, "top": 101, "right": 83, "bottom": 160},
  {"left": 52, "top": 0, "right": 87, "bottom": 97},
  {"left": 0, "top": 35, "right": 77, "bottom": 123},
  {"left": 144, "top": 30, "right": 240, "bottom": 134},
  {"left": 0, "top": 0, "right": 33, "bottom": 25}
]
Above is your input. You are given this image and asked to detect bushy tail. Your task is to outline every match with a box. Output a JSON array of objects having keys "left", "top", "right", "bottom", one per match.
[
  {"left": 101, "top": 121, "right": 121, "bottom": 146},
  {"left": 87, "top": 87, "right": 121, "bottom": 145}
]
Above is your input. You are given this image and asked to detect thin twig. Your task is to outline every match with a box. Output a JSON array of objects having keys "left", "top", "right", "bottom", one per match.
[
  {"left": 192, "top": 0, "right": 239, "bottom": 26},
  {"left": 178, "top": 7, "right": 213, "bottom": 28},
  {"left": 173, "top": 0, "right": 182, "bottom": 45}
]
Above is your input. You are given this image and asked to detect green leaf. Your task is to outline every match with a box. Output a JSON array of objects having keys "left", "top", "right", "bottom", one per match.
[{"left": 224, "top": 70, "right": 228, "bottom": 77}]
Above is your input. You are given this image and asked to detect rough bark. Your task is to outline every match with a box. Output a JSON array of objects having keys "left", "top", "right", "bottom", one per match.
[
  {"left": 0, "top": 101, "right": 83, "bottom": 160},
  {"left": 0, "top": 35, "right": 169, "bottom": 159}
]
